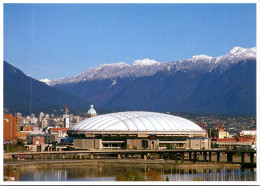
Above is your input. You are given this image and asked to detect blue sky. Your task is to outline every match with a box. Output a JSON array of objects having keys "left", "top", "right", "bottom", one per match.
[{"left": 4, "top": 3, "right": 256, "bottom": 80}]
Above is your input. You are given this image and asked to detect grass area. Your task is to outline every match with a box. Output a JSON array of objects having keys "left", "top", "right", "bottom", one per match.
[{"left": 4, "top": 144, "right": 28, "bottom": 153}]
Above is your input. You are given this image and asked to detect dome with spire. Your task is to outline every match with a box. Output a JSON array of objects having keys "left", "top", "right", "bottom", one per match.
[{"left": 87, "top": 104, "right": 97, "bottom": 118}]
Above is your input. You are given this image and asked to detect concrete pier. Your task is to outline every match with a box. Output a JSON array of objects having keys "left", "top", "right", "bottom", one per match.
[
  {"left": 250, "top": 152, "right": 254, "bottom": 166},
  {"left": 189, "top": 152, "right": 192, "bottom": 161},
  {"left": 227, "top": 152, "right": 233, "bottom": 163},
  {"left": 203, "top": 152, "right": 207, "bottom": 161},
  {"left": 209, "top": 152, "right": 212, "bottom": 162},
  {"left": 241, "top": 152, "right": 245, "bottom": 166},
  {"left": 193, "top": 152, "right": 197, "bottom": 163},
  {"left": 8, "top": 149, "right": 256, "bottom": 167},
  {"left": 217, "top": 152, "right": 220, "bottom": 162}
]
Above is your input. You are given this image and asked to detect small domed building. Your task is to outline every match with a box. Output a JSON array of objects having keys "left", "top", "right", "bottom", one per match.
[
  {"left": 67, "top": 111, "right": 211, "bottom": 150},
  {"left": 87, "top": 105, "right": 97, "bottom": 118}
]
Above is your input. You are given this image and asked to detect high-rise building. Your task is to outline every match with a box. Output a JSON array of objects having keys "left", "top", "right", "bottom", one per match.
[
  {"left": 69, "top": 114, "right": 73, "bottom": 122},
  {"left": 39, "top": 112, "right": 44, "bottom": 122},
  {"left": 50, "top": 114, "right": 55, "bottom": 119},
  {"left": 64, "top": 105, "right": 70, "bottom": 128},
  {"left": 15, "top": 113, "right": 21, "bottom": 134},
  {"left": 25, "top": 116, "right": 31, "bottom": 124},
  {"left": 16, "top": 112, "right": 22, "bottom": 117},
  {"left": 31, "top": 117, "right": 38, "bottom": 125},
  {"left": 74, "top": 116, "right": 81, "bottom": 123},
  {"left": 4, "top": 114, "right": 17, "bottom": 141},
  {"left": 42, "top": 118, "right": 48, "bottom": 128}
]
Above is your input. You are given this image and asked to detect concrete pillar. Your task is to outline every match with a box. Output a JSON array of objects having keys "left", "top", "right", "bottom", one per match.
[
  {"left": 189, "top": 152, "right": 192, "bottom": 161},
  {"left": 250, "top": 152, "right": 254, "bottom": 166},
  {"left": 118, "top": 153, "right": 121, "bottom": 160},
  {"left": 159, "top": 153, "right": 163, "bottom": 159},
  {"left": 193, "top": 152, "right": 197, "bottom": 163},
  {"left": 143, "top": 154, "right": 147, "bottom": 161},
  {"left": 227, "top": 152, "right": 233, "bottom": 163},
  {"left": 217, "top": 152, "right": 220, "bottom": 162},
  {"left": 209, "top": 152, "right": 212, "bottom": 162},
  {"left": 169, "top": 152, "right": 172, "bottom": 160},
  {"left": 90, "top": 153, "right": 94, "bottom": 160},
  {"left": 241, "top": 152, "right": 245, "bottom": 166},
  {"left": 181, "top": 153, "right": 184, "bottom": 163},
  {"left": 203, "top": 152, "right": 207, "bottom": 161}
]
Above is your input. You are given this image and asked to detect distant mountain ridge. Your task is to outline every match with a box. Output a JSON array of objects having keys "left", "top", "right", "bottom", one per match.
[
  {"left": 4, "top": 61, "right": 91, "bottom": 115},
  {"left": 47, "top": 47, "right": 256, "bottom": 86},
  {"left": 47, "top": 47, "right": 256, "bottom": 114}
]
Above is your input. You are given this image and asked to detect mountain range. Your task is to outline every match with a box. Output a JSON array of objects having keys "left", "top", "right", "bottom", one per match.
[
  {"left": 4, "top": 61, "right": 91, "bottom": 115},
  {"left": 42, "top": 46, "right": 256, "bottom": 114}
]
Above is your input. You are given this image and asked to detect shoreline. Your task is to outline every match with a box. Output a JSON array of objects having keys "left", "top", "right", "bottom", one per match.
[{"left": 4, "top": 159, "right": 241, "bottom": 170}]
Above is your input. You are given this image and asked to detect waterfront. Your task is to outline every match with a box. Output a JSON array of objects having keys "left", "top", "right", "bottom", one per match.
[{"left": 3, "top": 160, "right": 256, "bottom": 181}]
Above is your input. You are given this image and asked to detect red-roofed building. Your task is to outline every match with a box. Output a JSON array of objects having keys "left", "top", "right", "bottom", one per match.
[{"left": 50, "top": 128, "right": 69, "bottom": 134}]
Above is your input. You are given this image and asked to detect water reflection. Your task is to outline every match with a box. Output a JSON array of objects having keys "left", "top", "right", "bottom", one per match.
[{"left": 4, "top": 163, "right": 256, "bottom": 181}]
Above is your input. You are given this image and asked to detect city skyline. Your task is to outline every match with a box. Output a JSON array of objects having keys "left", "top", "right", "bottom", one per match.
[{"left": 4, "top": 3, "right": 256, "bottom": 80}]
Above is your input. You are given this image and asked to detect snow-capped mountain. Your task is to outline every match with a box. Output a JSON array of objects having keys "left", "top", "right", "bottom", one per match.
[
  {"left": 48, "top": 59, "right": 166, "bottom": 86},
  {"left": 48, "top": 47, "right": 256, "bottom": 86},
  {"left": 43, "top": 46, "right": 256, "bottom": 114},
  {"left": 40, "top": 79, "right": 51, "bottom": 84}
]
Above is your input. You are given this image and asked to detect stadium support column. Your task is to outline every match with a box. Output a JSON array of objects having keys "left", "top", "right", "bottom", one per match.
[
  {"left": 209, "top": 152, "right": 212, "bottom": 162},
  {"left": 203, "top": 152, "right": 207, "bottom": 161},
  {"left": 159, "top": 153, "right": 163, "bottom": 159},
  {"left": 241, "top": 152, "right": 245, "bottom": 166},
  {"left": 227, "top": 152, "right": 233, "bottom": 163},
  {"left": 250, "top": 152, "right": 254, "bottom": 166},
  {"left": 217, "top": 152, "right": 220, "bottom": 162},
  {"left": 181, "top": 152, "right": 184, "bottom": 163},
  {"left": 193, "top": 152, "right": 197, "bottom": 163},
  {"left": 143, "top": 154, "right": 147, "bottom": 161}
]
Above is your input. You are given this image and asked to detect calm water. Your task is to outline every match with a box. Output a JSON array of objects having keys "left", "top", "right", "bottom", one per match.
[{"left": 6, "top": 163, "right": 256, "bottom": 181}]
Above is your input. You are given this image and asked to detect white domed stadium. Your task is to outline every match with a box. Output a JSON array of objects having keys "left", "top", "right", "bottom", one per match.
[
  {"left": 67, "top": 111, "right": 210, "bottom": 150},
  {"left": 70, "top": 111, "right": 203, "bottom": 133}
]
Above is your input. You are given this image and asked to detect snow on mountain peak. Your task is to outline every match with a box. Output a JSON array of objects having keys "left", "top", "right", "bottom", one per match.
[
  {"left": 229, "top": 47, "right": 246, "bottom": 55},
  {"left": 98, "top": 62, "right": 129, "bottom": 68},
  {"left": 216, "top": 46, "right": 256, "bottom": 62},
  {"left": 48, "top": 46, "right": 256, "bottom": 86},
  {"left": 189, "top": 55, "right": 213, "bottom": 61},
  {"left": 133, "top": 59, "right": 160, "bottom": 66},
  {"left": 40, "top": 79, "right": 51, "bottom": 85}
]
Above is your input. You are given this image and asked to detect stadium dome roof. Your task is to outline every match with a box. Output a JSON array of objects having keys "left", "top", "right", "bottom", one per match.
[{"left": 70, "top": 111, "right": 204, "bottom": 133}]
